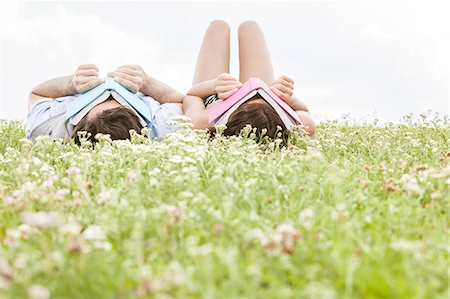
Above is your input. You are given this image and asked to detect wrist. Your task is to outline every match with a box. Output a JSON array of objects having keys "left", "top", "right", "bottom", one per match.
[
  {"left": 65, "top": 75, "right": 77, "bottom": 95},
  {"left": 140, "top": 74, "right": 153, "bottom": 95},
  {"left": 210, "top": 78, "right": 219, "bottom": 95}
]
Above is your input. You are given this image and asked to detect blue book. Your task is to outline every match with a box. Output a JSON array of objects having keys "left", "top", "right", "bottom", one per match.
[{"left": 65, "top": 77, "right": 152, "bottom": 125}]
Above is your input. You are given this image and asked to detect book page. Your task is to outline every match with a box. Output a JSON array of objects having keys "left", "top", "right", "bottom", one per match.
[{"left": 257, "top": 89, "right": 297, "bottom": 129}]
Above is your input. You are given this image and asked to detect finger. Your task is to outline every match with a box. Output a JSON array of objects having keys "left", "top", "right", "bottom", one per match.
[
  {"left": 273, "top": 83, "right": 292, "bottom": 95},
  {"left": 77, "top": 69, "right": 99, "bottom": 77},
  {"left": 216, "top": 82, "right": 242, "bottom": 92},
  {"left": 117, "top": 64, "right": 142, "bottom": 71},
  {"left": 280, "top": 75, "right": 294, "bottom": 84},
  {"left": 78, "top": 64, "right": 99, "bottom": 72},
  {"left": 110, "top": 68, "right": 142, "bottom": 77},
  {"left": 270, "top": 86, "right": 288, "bottom": 101},
  {"left": 114, "top": 77, "right": 138, "bottom": 93},
  {"left": 218, "top": 73, "right": 238, "bottom": 81},
  {"left": 108, "top": 71, "right": 143, "bottom": 87},
  {"left": 278, "top": 79, "right": 294, "bottom": 90},
  {"left": 219, "top": 88, "right": 238, "bottom": 99},
  {"left": 78, "top": 79, "right": 104, "bottom": 93},
  {"left": 218, "top": 79, "right": 242, "bottom": 87},
  {"left": 75, "top": 76, "right": 101, "bottom": 85}
]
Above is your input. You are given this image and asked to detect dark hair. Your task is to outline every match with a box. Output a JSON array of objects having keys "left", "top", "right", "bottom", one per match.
[
  {"left": 209, "top": 96, "right": 288, "bottom": 142},
  {"left": 72, "top": 106, "right": 143, "bottom": 145}
]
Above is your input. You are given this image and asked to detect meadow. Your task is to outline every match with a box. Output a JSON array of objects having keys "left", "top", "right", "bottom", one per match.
[{"left": 0, "top": 114, "right": 448, "bottom": 299}]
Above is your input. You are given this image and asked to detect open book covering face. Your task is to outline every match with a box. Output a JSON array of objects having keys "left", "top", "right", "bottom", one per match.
[
  {"left": 213, "top": 89, "right": 298, "bottom": 130},
  {"left": 208, "top": 77, "right": 302, "bottom": 129},
  {"left": 69, "top": 91, "right": 147, "bottom": 127},
  {"left": 66, "top": 77, "right": 152, "bottom": 126}
]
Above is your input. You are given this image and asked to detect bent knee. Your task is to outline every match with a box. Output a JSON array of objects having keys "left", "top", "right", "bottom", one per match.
[
  {"left": 238, "top": 20, "right": 261, "bottom": 34},
  {"left": 208, "top": 20, "right": 230, "bottom": 33}
]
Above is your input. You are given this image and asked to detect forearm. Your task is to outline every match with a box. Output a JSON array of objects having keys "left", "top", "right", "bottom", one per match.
[
  {"left": 31, "top": 75, "right": 76, "bottom": 99},
  {"left": 141, "top": 74, "right": 184, "bottom": 104},
  {"left": 187, "top": 79, "right": 217, "bottom": 99},
  {"left": 296, "top": 110, "right": 316, "bottom": 137},
  {"left": 28, "top": 75, "right": 77, "bottom": 109},
  {"left": 286, "top": 95, "right": 309, "bottom": 112},
  {"left": 285, "top": 95, "right": 315, "bottom": 136}
]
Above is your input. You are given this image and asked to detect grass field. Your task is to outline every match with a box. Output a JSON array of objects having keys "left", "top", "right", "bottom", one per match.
[{"left": 0, "top": 114, "right": 449, "bottom": 299}]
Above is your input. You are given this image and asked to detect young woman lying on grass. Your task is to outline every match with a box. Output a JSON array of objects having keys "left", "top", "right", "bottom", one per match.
[{"left": 183, "top": 20, "right": 316, "bottom": 141}]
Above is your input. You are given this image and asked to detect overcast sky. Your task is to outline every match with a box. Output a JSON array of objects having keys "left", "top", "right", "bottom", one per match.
[{"left": 0, "top": 1, "right": 448, "bottom": 124}]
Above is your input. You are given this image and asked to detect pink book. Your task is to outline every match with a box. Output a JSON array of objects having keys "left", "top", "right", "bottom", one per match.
[{"left": 208, "top": 77, "right": 303, "bottom": 129}]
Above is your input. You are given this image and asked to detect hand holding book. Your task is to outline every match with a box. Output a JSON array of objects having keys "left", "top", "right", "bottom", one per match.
[
  {"left": 270, "top": 75, "right": 294, "bottom": 102},
  {"left": 107, "top": 65, "right": 147, "bottom": 94},
  {"left": 70, "top": 64, "right": 104, "bottom": 94},
  {"left": 214, "top": 73, "right": 242, "bottom": 99}
]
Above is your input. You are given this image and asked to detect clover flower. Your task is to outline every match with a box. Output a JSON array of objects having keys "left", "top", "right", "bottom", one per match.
[
  {"left": 28, "top": 285, "right": 50, "bottom": 299},
  {"left": 21, "top": 211, "right": 62, "bottom": 228}
]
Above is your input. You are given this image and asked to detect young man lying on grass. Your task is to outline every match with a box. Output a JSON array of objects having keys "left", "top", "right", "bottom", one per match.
[{"left": 26, "top": 64, "right": 184, "bottom": 144}]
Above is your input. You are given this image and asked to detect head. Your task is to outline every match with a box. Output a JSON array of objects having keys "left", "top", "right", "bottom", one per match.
[
  {"left": 210, "top": 96, "right": 288, "bottom": 142},
  {"left": 72, "top": 97, "right": 143, "bottom": 145}
]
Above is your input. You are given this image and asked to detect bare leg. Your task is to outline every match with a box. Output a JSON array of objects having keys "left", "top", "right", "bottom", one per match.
[
  {"left": 192, "top": 20, "right": 230, "bottom": 86},
  {"left": 238, "top": 21, "right": 275, "bottom": 85}
]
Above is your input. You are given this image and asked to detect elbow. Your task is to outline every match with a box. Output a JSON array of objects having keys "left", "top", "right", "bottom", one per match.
[
  {"left": 190, "top": 116, "right": 210, "bottom": 130},
  {"left": 296, "top": 110, "right": 316, "bottom": 137},
  {"left": 305, "top": 120, "right": 316, "bottom": 137}
]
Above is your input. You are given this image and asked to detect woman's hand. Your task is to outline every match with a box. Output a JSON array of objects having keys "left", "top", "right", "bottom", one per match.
[
  {"left": 270, "top": 75, "right": 294, "bottom": 102},
  {"left": 70, "top": 64, "right": 104, "bottom": 94},
  {"left": 108, "top": 65, "right": 147, "bottom": 93},
  {"left": 215, "top": 73, "right": 242, "bottom": 99}
]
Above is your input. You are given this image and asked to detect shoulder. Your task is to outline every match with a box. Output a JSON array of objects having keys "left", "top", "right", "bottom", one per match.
[
  {"left": 152, "top": 103, "right": 183, "bottom": 138},
  {"left": 26, "top": 95, "right": 77, "bottom": 138},
  {"left": 27, "top": 112, "right": 73, "bottom": 141}
]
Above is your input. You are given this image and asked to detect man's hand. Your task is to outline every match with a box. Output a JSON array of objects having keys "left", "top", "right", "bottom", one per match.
[
  {"left": 270, "top": 75, "right": 294, "bottom": 102},
  {"left": 70, "top": 64, "right": 104, "bottom": 94},
  {"left": 215, "top": 73, "right": 242, "bottom": 99},
  {"left": 108, "top": 65, "right": 146, "bottom": 94}
]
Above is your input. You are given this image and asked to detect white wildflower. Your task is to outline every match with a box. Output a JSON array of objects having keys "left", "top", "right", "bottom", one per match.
[
  {"left": 96, "top": 190, "right": 113, "bottom": 205},
  {"left": 31, "top": 157, "right": 42, "bottom": 166},
  {"left": 298, "top": 208, "right": 315, "bottom": 230},
  {"left": 21, "top": 211, "right": 61, "bottom": 228},
  {"left": 67, "top": 166, "right": 81, "bottom": 179},
  {"left": 430, "top": 192, "right": 441, "bottom": 200},
  {"left": 82, "top": 225, "right": 106, "bottom": 241},
  {"left": 391, "top": 239, "right": 424, "bottom": 251},
  {"left": 59, "top": 220, "right": 83, "bottom": 235},
  {"left": 28, "top": 285, "right": 50, "bottom": 299},
  {"left": 188, "top": 244, "right": 213, "bottom": 257},
  {"left": 169, "top": 155, "right": 184, "bottom": 164},
  {"left": 127, "top": 170, "right": 138, "bottom": 183},
  {"left": 92, "top": 241, "right": 112, "bottom": 251},
  {"left": 148, "top": 168, "right": 161, "bottom": 176},
  {"left": 247, "top": 228, "right": 269, "bottom": 246}
]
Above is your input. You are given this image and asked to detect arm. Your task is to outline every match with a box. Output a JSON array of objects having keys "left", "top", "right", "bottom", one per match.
[
  {"left": 187, "top": 79, "right": 216, "bottom": 99},
  {"left": 182, "top": 79, "right": 215, "bottom": 128},
  {"left": 183, "top": 73, "right": 242, "bottom": 129},
  {"left": 107, "top": 65, "right": 184, "bottom": 104},
  {"left": 271, "top": 76, "right": 316, "bottom": 136},
  {"left": 28, "top": 64, "right": 103, "bottom": 109},
  {"left": 182, "top": 95, "right": 210, "bottom": 129},
  {"left": 188, "top": 73, "right": 242, "bottom": 99},
  {"left": 142, "top": 74, "right": 184, "bottom": 104}
]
